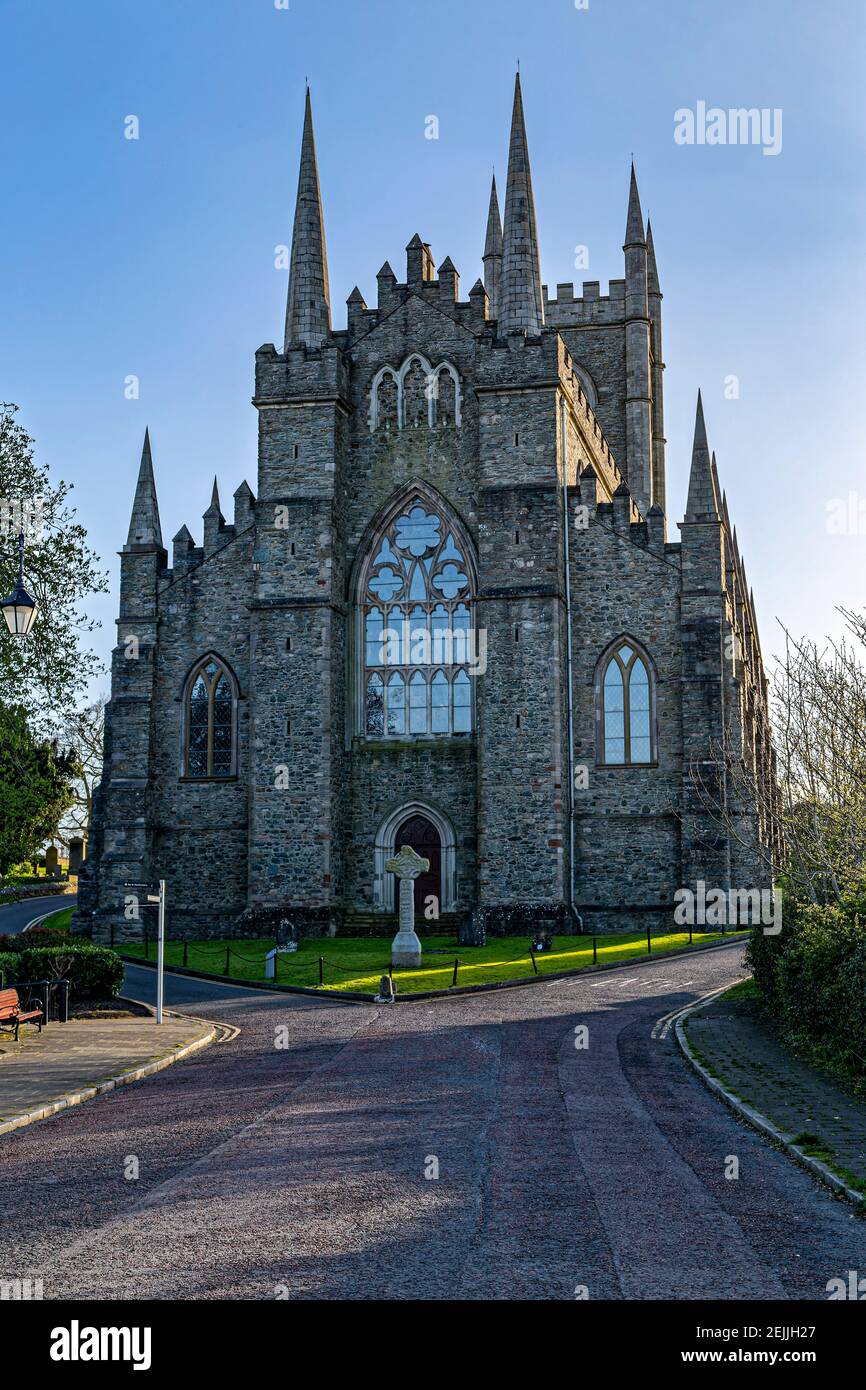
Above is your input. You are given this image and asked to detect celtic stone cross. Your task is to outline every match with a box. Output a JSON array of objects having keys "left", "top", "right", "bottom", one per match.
[{"left": 385, "top": 844, "right": 429, "bottom": 969}]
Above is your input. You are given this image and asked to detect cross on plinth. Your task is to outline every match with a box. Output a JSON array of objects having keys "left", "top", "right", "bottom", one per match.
[{"left": 385, "top": 844, "right": 430, "bottom": 969}]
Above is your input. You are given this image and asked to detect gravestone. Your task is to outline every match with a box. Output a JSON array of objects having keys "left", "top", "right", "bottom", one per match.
[
  {"left": 385, "top": 844, "right": 429, "bottom": 968},
  {"left": 44, "top": 846, "right": 60, "bottom": 879},
  {"left": 375, "top": 974, "right": 395, "bottom": 1003},
  {"left": 275, "top": 917, "right": 298, "bottom": 948},
  {"left": 68, "top": 838, "right": 85, "bottom": 874}
]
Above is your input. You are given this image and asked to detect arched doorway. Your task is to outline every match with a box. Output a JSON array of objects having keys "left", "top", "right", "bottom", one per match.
[
  {"left": 373, "top": 801, "right": 457, "bottom": 914},
  {"left": 394, "top": 814, "right": 441, "bottom": 916}
]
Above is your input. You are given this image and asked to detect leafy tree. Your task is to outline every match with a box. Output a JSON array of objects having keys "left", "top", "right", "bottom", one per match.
[
  {"left": 0, "top": 403, "right": 108, "bottom": 727},
  {"left": 0, "top": 702, "right": 79, "bottom": 876}
]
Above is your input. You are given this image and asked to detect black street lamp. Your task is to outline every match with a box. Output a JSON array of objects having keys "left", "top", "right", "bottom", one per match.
[{"left": 1, "top": 531, "right": 39, "bottom": 637}]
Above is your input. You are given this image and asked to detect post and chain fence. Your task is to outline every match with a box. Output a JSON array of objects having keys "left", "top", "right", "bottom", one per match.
[{"left": 130, "top": 922, "right": 745, "bottom": 997}]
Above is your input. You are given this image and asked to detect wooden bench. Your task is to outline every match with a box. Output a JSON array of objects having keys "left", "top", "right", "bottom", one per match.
[{"left": 0, "top": 988, "right": 44, "bottom": 1041}]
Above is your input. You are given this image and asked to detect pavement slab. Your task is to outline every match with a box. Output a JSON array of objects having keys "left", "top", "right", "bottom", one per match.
[
  {"left": 0, "top": 1011, "right": 213, "bottom": 1124},
  {"left": 686, "top": 994, "right": 866, "bottom": 1190}
]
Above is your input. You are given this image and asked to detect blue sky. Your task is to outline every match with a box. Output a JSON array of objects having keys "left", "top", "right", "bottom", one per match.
[{"left": 2, "top": 0, "right": 864, "bottom": 697}]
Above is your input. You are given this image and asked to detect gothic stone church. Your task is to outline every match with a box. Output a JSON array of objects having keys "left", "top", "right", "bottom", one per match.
[{"left": 78, "top": 77, "right": 779, "bottom": 945}]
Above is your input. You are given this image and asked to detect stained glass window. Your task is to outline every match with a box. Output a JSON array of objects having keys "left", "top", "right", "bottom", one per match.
[
  {"left": 599, "top": 642, "right": 655, "bottom": 765},
  {"left": 184, "top": 657, "right": 236, "bottom": 778},
  {"left": 360, "top": 496, "right": 475, "bottom": 737}
]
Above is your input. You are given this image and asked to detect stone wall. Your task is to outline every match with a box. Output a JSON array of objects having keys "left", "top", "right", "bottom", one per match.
[{"left": 80, "top": 249, "right": 777, "bottom": 944}]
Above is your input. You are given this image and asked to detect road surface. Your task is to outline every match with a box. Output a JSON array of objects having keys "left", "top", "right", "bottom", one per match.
[
  {"left": 0, "top": 894, "right": 73, "bottom": 936},
  {"left": 1, "top": 940, "right": 863, "bottom": 1300}
]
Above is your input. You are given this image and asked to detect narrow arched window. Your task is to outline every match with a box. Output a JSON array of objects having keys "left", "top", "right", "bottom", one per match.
[
  {"left": 184, "top": 656, "right": 237, "bottom": 778},
  {"left": 356, "top": 491, "right": 476, "bottom": 738},
  {"left": 598, "top": 641, "right": 655, "bottom": 765}
]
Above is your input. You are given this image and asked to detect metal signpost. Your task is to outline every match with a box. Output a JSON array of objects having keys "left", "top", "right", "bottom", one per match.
[
  {"left": 125, "top": 879, "right": 167, "bottom": 1025},
  {"left": 146, "top": 882, "right": 166, "bottom": 1024}
]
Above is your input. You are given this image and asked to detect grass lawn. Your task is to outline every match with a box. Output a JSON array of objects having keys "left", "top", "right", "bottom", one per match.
[
  {"left": 719, "top": 977, "right": 760, "bottom": 1002},
  {"left": 120, "top": 925, "right": 749, "bottom": 997},
  {"left": 40, "top": 907, "right": 74, "bottom": 931}
]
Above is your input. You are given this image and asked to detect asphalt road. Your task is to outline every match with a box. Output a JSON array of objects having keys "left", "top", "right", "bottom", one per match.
[
  {"left": 0, "top": 894, "right": 73, "bottom": 936},
  {"left": 1, "top": 940, "right": 864, "bottom": 1301}
]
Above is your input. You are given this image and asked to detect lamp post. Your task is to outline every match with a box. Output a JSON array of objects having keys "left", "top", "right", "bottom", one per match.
[{"left": 1, "top": 531, "right": 38, "bottom": 636}]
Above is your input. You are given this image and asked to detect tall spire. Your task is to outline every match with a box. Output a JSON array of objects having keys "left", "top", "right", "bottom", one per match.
[
  {"left": 646, "top": 218, "right": 660, "bottom": 296},
  {"left": 625, "top": 161, "right": 646, "bottom": 246},
  {"left": 685, "top": 391, "right": 720, "bottom": 519},
  {"left": 499, "top": 74, "right": 544, "bottom": 335},
  {"left": 125, "top": 428, "right": 163, "bottom": 549},
  {"left": 206, "top": 476, "right": 222, "bottom": 516},
  {"left": 623, "top": 160, "right": 651, "bottom": 512},
  {"left": 482, "top": 173, "right": 503, "bottom": 318},
  {"left": 284, "top": 86, "right": 331, "bottom": 351}
]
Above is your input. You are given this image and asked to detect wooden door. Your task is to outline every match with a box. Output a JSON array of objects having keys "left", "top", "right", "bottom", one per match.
[{"left": 394, "top": 815, "right": 441, "bottom": 916}]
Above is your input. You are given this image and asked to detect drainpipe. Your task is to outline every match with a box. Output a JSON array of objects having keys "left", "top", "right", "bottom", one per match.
[{"left": 560, "top": 399, "right": 581, "bottom": 933}]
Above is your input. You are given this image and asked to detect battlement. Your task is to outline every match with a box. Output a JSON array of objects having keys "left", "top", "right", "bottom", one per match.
[
  {"left": 575, "top": 467, "right": 673, "bottom": 560},
  {"left": 159, "top": 478, "right": 257, "bottom": 589},
  {"left": 341, "top": 249, "right": 490, "bottom": 346},
  {"left": 254, "top": 339, "right": 352, "bottom": 406},
  {"left": 554, "top": 339, "right": 631, "bottom": 507},
  {"left": 543, "top": 279, "right": 628, "bottom": 327}
]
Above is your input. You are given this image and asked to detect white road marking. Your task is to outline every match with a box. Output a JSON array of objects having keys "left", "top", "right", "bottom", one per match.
[{"left": 651, "top": 982, "right": 736, "bottom": 1040}]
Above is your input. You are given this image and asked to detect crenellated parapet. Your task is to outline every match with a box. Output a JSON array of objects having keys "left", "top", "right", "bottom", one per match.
[
  {"left": 575, "top": 465, "right": 676, "bottom": 559},
  {"left": 544, "top": 278, "right": 627, "bottom": 326},
  {"left": 338, "top": 256, "right": 491, "bottom": 348},
  {"left": 253, "top": 339, "right": 351, "bottom": 407}
]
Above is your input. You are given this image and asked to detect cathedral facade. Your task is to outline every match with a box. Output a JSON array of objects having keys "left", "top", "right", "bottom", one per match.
[{"left": 78, "top": 77, "right": 779, "bottom": 944}]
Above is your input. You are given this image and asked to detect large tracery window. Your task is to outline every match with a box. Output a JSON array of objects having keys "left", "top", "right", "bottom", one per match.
[
  {"left": 184, "top": 655, "right": 237, "bottom": 778},
  {"left": 359, "top": 494, "right": 475, "bottom": 738},
  {"left": 597, "top": 640, "right": 655, "bottom": 766}
]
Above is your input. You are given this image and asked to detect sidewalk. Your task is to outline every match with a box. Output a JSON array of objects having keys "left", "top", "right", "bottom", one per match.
[
  {"left": 0, "top": 1007, "right": 215, "bottom": 1135},
  {"left": 685, "top": 992, "right": 866, "bottom": 1197}
]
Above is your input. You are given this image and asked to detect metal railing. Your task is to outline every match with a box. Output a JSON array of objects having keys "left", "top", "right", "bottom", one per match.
[{"left": 0, "top": 977, "right": 70, "bottom": 1023}]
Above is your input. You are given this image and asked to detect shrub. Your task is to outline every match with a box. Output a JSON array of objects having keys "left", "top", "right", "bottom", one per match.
[
  {"left": 0, "top": 952, "right": 18, "bottom": 985},
  {"left": 15, "top": 944, "right": 124, "bottom": 1000},
  {"left": 0, "top": 925, "right": 74, "bottom": 955},
  {"left": 747, "top": 900, "right": 866, "bottom": 1082},
  {"left": 13, "top": 924, "right": 74, "bottom": 952}
]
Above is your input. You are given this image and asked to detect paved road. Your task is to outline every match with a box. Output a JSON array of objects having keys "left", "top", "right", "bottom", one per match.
[
  {"left": 1, "top": 940, "right": 863, "bottom": 1301},
  {"left": 0, "top": 894, "right": 73, "bottom": 936}
]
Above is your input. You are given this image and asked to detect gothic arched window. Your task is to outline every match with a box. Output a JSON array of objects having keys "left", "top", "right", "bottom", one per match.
[
  {"left": 183, "top": 655, "right": 238, "bottom": 778},
  {"left": 356, "top": 491, "right": 476, "bottom": 738},
  {"left": 369, "top": 356, "right": 462, "bottom": 431},
  {"left": 597, "top": 640, "right": 655, "bottom": 765}
]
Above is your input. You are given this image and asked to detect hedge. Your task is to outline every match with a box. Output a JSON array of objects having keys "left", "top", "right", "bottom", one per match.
[
  {"left": 0, "top": 925, "right": 77, "bottom": 955},
  {"left": 746, "top": 901, "right": 866, "bottom": 1083},
  {"left": 0, "top": 951, "right": 18, "bottom": 985},
  {"left": 14, "top": 944, "right": 124, "bottom": 1000}
]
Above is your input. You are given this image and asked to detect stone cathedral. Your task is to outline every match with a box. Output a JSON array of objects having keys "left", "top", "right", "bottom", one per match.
[{"left": 78, "top": 77, "right": 779, "bottom": 945}]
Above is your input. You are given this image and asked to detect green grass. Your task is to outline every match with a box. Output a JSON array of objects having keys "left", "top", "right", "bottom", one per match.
[
  {"left": 39, "top": 907, "right": 74, "bottom": 931},
  {"left": 720, "top": 977, "right": 760, "bottom": 1001},
  {"left": 119, "top": 925, "right": 749, "bottom": 997}
]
